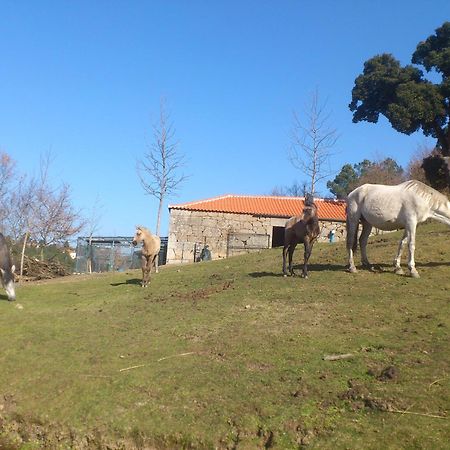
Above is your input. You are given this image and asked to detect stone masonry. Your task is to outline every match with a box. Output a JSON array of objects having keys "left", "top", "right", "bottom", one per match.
[{"left": 167, "top": 209, "right": 345, "bottom": 264}]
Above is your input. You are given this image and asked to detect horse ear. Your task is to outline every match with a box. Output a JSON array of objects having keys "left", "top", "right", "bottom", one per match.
[{"left": 11, "top": 265, "right": 15, "bottom": 273}]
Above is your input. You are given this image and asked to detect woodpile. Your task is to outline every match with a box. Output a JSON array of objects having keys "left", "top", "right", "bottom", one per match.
[{"left": 20, "top": 255, "right": 71, "bottom": 280}]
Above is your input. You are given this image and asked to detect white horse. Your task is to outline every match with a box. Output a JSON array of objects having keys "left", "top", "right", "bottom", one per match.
[{"left": 346, "top": 180, "right": 450, "bottom": 278}]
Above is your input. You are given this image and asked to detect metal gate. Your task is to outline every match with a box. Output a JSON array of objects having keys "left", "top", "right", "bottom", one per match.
[
  {"left": 75, "top": 236, "right": 168, "bottom": 273},
  {"left": 226, "top": 232, "right": 270, "bottom": 257}
]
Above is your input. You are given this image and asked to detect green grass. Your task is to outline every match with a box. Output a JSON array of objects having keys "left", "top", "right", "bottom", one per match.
[{"left": 0, "top": 223, "right": 449, "bottom": 449}]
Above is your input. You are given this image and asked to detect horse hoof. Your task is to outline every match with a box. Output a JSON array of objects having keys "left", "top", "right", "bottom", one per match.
[
  {"left": 410, "top": 271, "right": 420, "bottom": 279},
  {"left": 394, "top": 267, "right": 404, "bottom": 275},
  {"left": 347, "top": 267, "right": 357, "bottom": 274}
]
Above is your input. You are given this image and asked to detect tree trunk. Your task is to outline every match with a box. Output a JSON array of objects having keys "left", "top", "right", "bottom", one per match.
[
  {"left": 154, "top": 195, "right": 164, "bottom": 273},
  {"left": 20, "top": 232, "right": 29, "bottom": 278},
  {"left": 155, "top": 195, "right": 163, "bottom": 237}
]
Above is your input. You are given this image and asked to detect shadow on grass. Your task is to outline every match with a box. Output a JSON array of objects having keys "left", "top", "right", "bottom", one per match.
[
  {"left": 416, "top": 260, "right": 450, "bottom": 268},
  {"left": 249, "top": 263, "right": 347, "bottom": 278},
  {"left": 248, "top": 271, "right": 285, "bottom": 278},
  {"left": 361, "top": 261, "right": 450, "bottom": 271},
  {"left": 110, "top": 278, "right": 142, "bottom": 287}
]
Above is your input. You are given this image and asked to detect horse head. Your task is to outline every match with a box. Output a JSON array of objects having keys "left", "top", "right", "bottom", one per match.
[
  {"left": 132, "top": 226, "right": 144, "bottom": 246},
  {"left": 0, "top": 264, "right": 15, "bottom": 301}
]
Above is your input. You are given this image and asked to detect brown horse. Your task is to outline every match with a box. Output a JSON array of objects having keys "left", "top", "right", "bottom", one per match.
[
  {"left": 132, "top": 226, "right": 161, "bottom": 287},
  {"left": 282, "top": 198, "right": 320, "bottom": 278}
]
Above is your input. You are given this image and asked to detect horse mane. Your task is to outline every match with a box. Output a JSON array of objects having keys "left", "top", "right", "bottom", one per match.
[
  {"left": 136, "top": 225, "right": 152, "bottom": 235},
  {"left": 403, "top": 180, "right": 449, "bottom": 210}
]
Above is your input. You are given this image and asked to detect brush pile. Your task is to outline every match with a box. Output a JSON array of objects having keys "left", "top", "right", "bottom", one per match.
[{"left": 19, "top": 255, "right": 71, "bottom": 280}]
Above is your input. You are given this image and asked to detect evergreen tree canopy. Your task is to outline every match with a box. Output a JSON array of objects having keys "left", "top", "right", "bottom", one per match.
[
  {"left": 327, "top": 158, "right": 404, "bottom": 198},
  {"left": 326, "top": 164, "right": 357, "bottom": 199},
  {"left": 349, "top": 22, "right": 450, "bottom": 157}
]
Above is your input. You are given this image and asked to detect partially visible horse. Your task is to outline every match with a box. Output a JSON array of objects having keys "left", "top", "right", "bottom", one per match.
[
  {"left": 132, "top": 226, "right": 161, "bottom": 287},
  {"left": 0, "top": 233, "right": 16, "bottom": 301},
  {"left": 346, "top": 180, "right": 450, "bottom": 278},
  {"left": 282, "top": 196, "right": 320, "bottom": 278}
]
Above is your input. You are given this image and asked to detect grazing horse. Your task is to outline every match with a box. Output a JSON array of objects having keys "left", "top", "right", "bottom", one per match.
[
  {"left": 132, "top": 226, "right": 161, "bottom": 287},
  {"left": 0, "top": 233, "right": 16, "bottom": 301},
  {"left": 346, "top": 180, "right": 450, "bottom": 278},
  {"left": 282, "top": 196, "right": 320, "bottom": 278}
]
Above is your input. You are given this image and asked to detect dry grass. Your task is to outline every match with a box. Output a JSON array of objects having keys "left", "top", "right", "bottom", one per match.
[{"left": 0, "top": 222, "right": 449, "bottom": 449}]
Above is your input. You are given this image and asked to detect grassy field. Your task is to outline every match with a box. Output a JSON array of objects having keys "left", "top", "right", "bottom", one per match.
[{"left": 0, "top": 223, "right": 449, "bottom": 449}]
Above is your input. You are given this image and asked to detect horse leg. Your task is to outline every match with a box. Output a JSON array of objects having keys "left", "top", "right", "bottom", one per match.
[
  {"left": 151, "top": 254, "right": 158, "bottom": 274},
  {"left": 359, "top": 218, "right": 373, "bottom": 270},
  {"left": 346, "top": 216, "right": 359, "bottom": 273},
  {"left": 288, "top": 244, "right": 297, "bottom": 276},
  {"left": 154, "top": 255, "right": 159, "bottom": 274},
  {"left": 302, "top": 240, "right": 313, "bottom": 278},
  {"left": 140, "top": 255, "right": 146, "bottom": 287},
  {"left": 141, "top": 256, "right": 152, "bottom": 287},
  {"left": 282, "top": 245, "right": 289, "bottom": 276},
  {"left": 394, "top": 231, "right": 407, "bottom": 275},
  {"left": 406, "top": 224, "right": 420, "bottom": 278}
]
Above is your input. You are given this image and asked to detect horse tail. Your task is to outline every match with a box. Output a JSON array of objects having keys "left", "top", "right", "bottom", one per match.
[{"left": 346, "top": 207, "right": 359, "bottom": 253}]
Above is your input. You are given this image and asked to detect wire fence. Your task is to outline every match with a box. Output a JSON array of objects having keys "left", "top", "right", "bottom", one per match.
[{"left": 75, "top": 236, "right": 168, "bottom": 273}]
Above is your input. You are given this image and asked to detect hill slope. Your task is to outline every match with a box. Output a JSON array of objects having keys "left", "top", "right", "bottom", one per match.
[{"left": 0, "top": 223, "right": 449, "bottom": 449}]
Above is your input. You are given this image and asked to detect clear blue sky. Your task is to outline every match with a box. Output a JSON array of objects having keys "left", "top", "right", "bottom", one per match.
[{"left": 1, "top": 1, "right": 448, "bottom": 236}]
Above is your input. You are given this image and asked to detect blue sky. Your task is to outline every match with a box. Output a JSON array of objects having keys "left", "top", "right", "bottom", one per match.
[{"left": 1, "top": 1, "right": 448, "bottom": 236}]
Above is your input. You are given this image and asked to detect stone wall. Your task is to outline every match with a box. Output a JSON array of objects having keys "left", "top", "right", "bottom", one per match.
[
  {"left": 167, "top": 209, "right": 346, "bottom": 264},
  {"left": 318, "top": 220, "right": 346, "bottom": 243}
]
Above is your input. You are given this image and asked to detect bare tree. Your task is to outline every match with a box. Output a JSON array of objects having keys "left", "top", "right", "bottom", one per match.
[
  {"left": 30, "top": 153, "right": 85, "bottom": 261},
  {"left": 406, "top": 145, "right": 435, "bottom": 185},
  {"left": 137, "top": 98, "right": 188, "bottom": 236},
  {"left": 354, "top": 157, "right": 405, "bottom": 188},
  {"left": 5, "top": 175, "right": 37, "bottom": 276},
  {"left": 0, "top": 152, "right": 17, "bottom": 231},
  {"left": 289, "top": 89, "right": 338, "bottom": 196},
  {"left": 270, "top": 181, "right": 307, "bottom": 197}
]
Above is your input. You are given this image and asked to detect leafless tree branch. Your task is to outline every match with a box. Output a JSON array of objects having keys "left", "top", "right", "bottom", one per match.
[
  {"left": 137, "top": 98, "right": 189, "bottom": 235},
  {"left": 289, "top": 89, "right": 339, "bottom": 195}
]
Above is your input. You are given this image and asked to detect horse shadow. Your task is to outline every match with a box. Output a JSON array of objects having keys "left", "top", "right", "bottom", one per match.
[
  {"left": 110, "top": 278, "right": 142, "bottom": 287},
  {"left": 360, "top": 260, "right": 450, "bottom": 271},
  {"left": 415, "top": 261, "right": 450, "bottom": 268},
  {"left": 249, "top": 263, "right": 346, "bottom": 278}
]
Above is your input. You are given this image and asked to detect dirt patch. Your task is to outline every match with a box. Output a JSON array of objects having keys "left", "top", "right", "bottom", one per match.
[
  {"left": 376, "top": 366, "right": 399, "bottom": 382},
  {"left": 366, "top": 365, "right": 399, "bottom": 382},
  {"left": 338, "top": 379, "right": 395, "bottom": 412},
  {"left": 153, "top": 281, "right": 234, "bottom": 303},
  {"left": 0, "top": 411, "right": 186, "bottom": 450}
]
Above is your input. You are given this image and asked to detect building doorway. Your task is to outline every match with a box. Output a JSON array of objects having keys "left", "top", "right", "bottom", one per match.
[{"left": 272, "top": 226, "right": 285, "bottom": 247}]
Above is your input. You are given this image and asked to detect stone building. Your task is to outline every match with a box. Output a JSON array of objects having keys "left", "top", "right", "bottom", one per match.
[{"left": 166, "top": 194, "right": 346, "bottom": 264}]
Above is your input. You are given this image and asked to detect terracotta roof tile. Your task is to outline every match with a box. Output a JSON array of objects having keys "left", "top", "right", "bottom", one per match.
[{"left": 169, "top": 195, "right": 346, "bottom": 221}]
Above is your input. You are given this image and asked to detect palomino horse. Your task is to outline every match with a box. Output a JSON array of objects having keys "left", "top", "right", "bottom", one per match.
[
  {"left": 132, "top": 226, "right": 161, "bottom": 287},
  {"left": 346, "top": 180, "right": 450, "bottom": 278},
  {"left": 282, "top": 196, "right": 320, "bottom": 278}
]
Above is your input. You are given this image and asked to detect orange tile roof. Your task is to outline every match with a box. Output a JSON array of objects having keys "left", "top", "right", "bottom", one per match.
[{"left": 169, "top": 195, "right": 346, "bottom": 221}]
